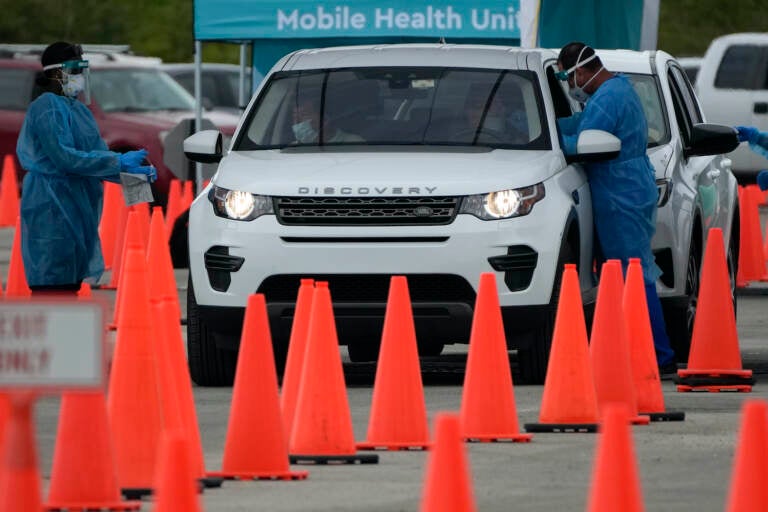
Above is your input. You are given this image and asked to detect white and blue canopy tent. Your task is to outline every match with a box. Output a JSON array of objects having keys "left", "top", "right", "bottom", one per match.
[{"left": 190, "top": 0, "right": 659, "bottom": 182}]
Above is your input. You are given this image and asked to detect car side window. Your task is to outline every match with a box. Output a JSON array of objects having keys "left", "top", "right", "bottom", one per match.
[
  {"left": 669, "top": 65, "right": 703, "bottom": 124},
  {"left": 714, "top": 44, "right": 768, "bottom": 90},
  {"left": 667, "top": 67, "right": 695, "bottom": 148}
]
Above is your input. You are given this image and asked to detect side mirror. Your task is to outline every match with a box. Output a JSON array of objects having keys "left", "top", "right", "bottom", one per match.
[
  {"left": 566, "top": 129, "right": 622, "bottom": 163},
  {"left": 685, "top": 123, "right": 740, "bottom": 158},
  {"left": 184, "top": 130, "right": 223, "bottom": 164}
]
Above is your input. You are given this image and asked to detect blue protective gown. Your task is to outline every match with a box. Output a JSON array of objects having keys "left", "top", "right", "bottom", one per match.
[
  {"left": 558, "top": 74, "right": 675, "bottom": 366},
  {"left": 16, "top": 92, "right": 121, "bottom": 286},
  {"left": 559, "top": 74, "right": 661, "bottom": 284}
]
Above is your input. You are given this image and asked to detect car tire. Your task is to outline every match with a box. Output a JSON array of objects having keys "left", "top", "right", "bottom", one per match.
[
  {"left": 187, "top": 275, "right": 237, "bottom": 386},
  {"left": 517, "top": 240, "right": 575, "bottom": 385},
  {"left": 169, "top": 209, "right": 190, "bottom": 269},
  {"left": 666, "top": 234, "right": 701, "bottom": 363}
]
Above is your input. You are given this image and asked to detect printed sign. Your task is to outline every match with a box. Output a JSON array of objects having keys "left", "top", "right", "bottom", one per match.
[
  {"left": 0, "top": 302, "right": 105, "bottom": 390},
  {"left": 195, "top": 1, "right": 522, "bottom": 40}
]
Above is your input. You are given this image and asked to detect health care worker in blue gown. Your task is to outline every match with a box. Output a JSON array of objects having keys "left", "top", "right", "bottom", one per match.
[
  {"left": 734, "top": 126, "right": 768, "bottom": 191},
  {"left": 555, "top": 41, "right": 677, "bottom": 373},
  {"left": 16, "top": 42, "right": 157, "bottom": 296}
]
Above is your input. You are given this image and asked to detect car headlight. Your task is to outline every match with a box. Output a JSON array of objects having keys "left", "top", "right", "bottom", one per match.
[
  {"left": 459, "top": 183, "right": 545, "bottom": 220},
  {"left": 209, "top": 185, "right": 273, "bottom": 221}
]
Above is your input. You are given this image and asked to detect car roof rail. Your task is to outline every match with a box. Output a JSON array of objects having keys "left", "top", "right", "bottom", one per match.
[{"left": 0, "top": 44, "right": 133, "bottom": 60}]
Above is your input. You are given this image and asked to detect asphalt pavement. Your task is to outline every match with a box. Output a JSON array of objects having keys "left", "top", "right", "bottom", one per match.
[{"left": 1, "top": 219, "right": 768, "bottom": 511}]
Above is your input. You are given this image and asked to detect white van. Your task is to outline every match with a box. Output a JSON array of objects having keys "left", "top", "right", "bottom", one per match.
[{"left": 697, "top": 33, "right": 768, "bottom": 175}]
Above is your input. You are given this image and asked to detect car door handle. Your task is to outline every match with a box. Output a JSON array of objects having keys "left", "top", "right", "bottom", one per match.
[
  {"left": 755, "top": 102, "right": 768, "bottom": 114},
  {"left": 707, "top": 169, "right": 721, "bottom": 180}
]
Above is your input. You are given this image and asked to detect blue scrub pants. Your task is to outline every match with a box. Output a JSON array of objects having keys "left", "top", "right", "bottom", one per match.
[{"left": 645, "top": 282, "right": 676, "bottom": 366}]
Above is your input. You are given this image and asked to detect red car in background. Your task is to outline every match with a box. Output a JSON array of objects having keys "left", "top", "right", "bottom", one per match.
[{"left": 0, "top": 46, "right": 239, "bottom": 205}]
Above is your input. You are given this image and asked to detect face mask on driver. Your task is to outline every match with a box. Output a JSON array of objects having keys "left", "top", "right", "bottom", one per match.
[
  {"left": 292, "top": 119, "right": 317, "bottom": 143},
  {"left": 61, "top": 73, "right": 85, "bottom": 98}
]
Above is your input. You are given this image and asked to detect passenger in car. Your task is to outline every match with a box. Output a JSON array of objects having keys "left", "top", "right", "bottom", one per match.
[
  {"left": 15, "top": 42, "right": 156, "bottom": 296},
  {"left": 555, "top": 41, "right": 677, "bottom": 374},
  {"left": 291, "top": 96, "right": 364, "bottom": 144}
]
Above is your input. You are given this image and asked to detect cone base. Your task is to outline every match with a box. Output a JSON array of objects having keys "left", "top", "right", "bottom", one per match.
[
  {"left": 207, "top": 470, "right": 308, "bottom": 481},
  {"left": 45, "top": 500, "right": 142, "bottom": 511},
  {"left": 523, "top": 422, "right": 597, "bottom": 433},
  {"left": 675, "top": 371, "right": 755, "bottom": 393},
  {"left": 644, "top": 411, "right": 686, "bottom": 422},
  {"left": 289, "top": 453, "right": 379, "bottom": 465},
  {"left": 200, "top": 476, "right": 224, "bottom": 488},
  {"left": 463, "top": 433, "right": 533, "bottom": 443},
  {"left": 121, "top": 488, "right": 152, "bottom": 500},
  {"left": 356, "top": 441, "right": 430, "bottom": 451},
  {"left": 631, "top": 415, "right": 651, "bottom": 425}
]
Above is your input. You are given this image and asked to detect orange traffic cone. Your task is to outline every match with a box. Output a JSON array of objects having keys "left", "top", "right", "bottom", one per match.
[
  {"left": 147, "top": 207, "right": 180, "bottom": 313},
  {"left": 585, "top": 404, "right": 644, "bottom": 512},
  {"left": 357, "top": 276, "right": 430, "bottom": 450},
  {"left": 419, "top": 413, "right": 477, "bottom": 512},
  {"left": 182, "top": 180, "right": 194, "bottom": 209},
  {"left": 624, "top": 258, "right": 684, "bottom": 422},
  {"left": 99, "top": 181, "right": 123, "bottom": 271},
  {"left": 459, "top": 273, "right": 532, "bottom": 442},
  {"left": 6, "top": 216, "right": 31, "bottom": 297},
  {"left": 151, "top": 433, "right": 203, "bottom": 512},
  {"left": 280, "top": 278, "right": 314, "bottom": 438},
  {"left": 737, "top": 186, "right": 765, "bottom": 284},
  {"left": 77, "top": 282, "right": 92, "bottom": 298},
  {"left": 0, "top": 395, "right": 42, "bottom": 512},
  {"left": 289, "top": 283, "right": 378, "bottom": 464},
  {"left": 164, "top": 179, "right": 183, "bottom": 241},
  {"left": 724, "top": 400, "right": 768, "bottom": 511},
  {"left": 109, "top": 210, "right": 147, "bottom": 330},
  {"left": 208, "top": 294, "right": 308, "bottom": 480},
  {"left": 44, "top": 391, "right": 141, "bottom": 511},
  {"left": 525, "top": 264, "right": 599, "bottom": 433},
  {"left": 0, "top": 155, "right": 20, "bottom": 227},
  {"left": 746, "top": 186, "right": 768, "bottom": 282},
  {"left": 152, "top": 297, "right": 221, "bottom": 490},
  {"left": 107, "top": 247, "right": 164, "bottom": 499},
  {"left": 676, "top": 228, "right": 754, "bottom": 392},
  {"left": 104, "top": 203, "right": 129, "bottom": 290},
  {"left": 590, "top": 260, "right": 649, "bottom": 425}
]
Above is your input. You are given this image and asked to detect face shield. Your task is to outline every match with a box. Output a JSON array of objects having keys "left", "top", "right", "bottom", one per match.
[{"left": 43, "top": 58, "right": 91, "bottom": 104}]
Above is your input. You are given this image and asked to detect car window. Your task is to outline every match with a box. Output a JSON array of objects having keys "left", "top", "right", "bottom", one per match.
[
  {"left": 624, "top": 73, "right": 671, "bottom": 148},
  {"left": 0, "top": 68, "right": 34, "bottom": 110},
  {"left": 683, "top": 66, "right": 699, "bottom": 85},
  {"left": 670, "top": 65, "right": 703, "bottom": 124},
  {"left": 667, "top": 67, "right": 695, "bottom": 146},
  {"left": 714, "top": 44, "right": 768, "bottom": 90},
  {"left": 236, "top": 67, "right": 550, "bottom": 151},
  {"left": 90, "top": 68, "right": 196, "bottom": 112}
]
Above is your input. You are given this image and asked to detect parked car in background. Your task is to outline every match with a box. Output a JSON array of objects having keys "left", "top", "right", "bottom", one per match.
[
  {"left": 0, "top": 45, "right": 240, "bottom": 204},
  {"left": 163, "top": 62, "right": 264, "bottom": 115},
  {"left": 677, "top": 56, "right": 702, "bottom": 85},
  {"left": 183, "top": 44, "right": 739, "bottom": 386},
  {"left": 696, "top": 33, "right": 768, "bottom": 177}
]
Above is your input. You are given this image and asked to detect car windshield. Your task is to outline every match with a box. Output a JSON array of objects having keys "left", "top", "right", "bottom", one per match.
[
  {"left": 235, "top": 67, "right": 550, "bottom": 150},
  {"left": 625, "top": 73, "right": 670, "bottom": 148},
  {"left": 90, "top": 68, "right": 195, "bottom": 112}
]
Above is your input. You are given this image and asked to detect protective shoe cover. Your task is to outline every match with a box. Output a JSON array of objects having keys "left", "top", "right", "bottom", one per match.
[
  {"left": 16, "top": 92, "right": 122, "bottom": 286},
  {"left": 558, "top": 74, "right": 661, "bottom": 284}
]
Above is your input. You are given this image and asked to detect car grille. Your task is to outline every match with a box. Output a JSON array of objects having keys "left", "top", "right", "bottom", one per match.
[
  {"left": 257, "top": 274, "right": 476, "bottom": 304},
  {"left": 274, "top": 196, "right": 460, "bottom": 226}
]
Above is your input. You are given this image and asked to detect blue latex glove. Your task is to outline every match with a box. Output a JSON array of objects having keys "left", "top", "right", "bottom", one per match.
[
  {"left": 118, "top": 149, "right": 148, "bottom": 171},
  {"left": 758, "top": 170, "right": 768, "bottom": 191},
  {"left": 735, "top": 125, "right": 760, "bottom": 144},
  {"left": 125, "top": 165, "right": 157, "bottom": 183}
]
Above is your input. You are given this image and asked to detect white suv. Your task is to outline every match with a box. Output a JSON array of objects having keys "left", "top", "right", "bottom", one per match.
[{"left": 184, "top": 44, "right": 739, "bottom": 386}]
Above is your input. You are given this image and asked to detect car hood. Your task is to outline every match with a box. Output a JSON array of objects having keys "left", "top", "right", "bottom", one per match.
[
  {"left": 213, "top": 148, "right": 564, "bottom": 196},
  {"left": 105, "top": 109, "right": 239, "bottom": 134}
]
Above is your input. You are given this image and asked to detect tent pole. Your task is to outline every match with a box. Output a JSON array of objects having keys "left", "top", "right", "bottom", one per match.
[
  {"left": 194, "top": 40, "right": 203, "bottom": 192},
  {"left": 239, "top": 43, "right": 247, "bottom": 111}
]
